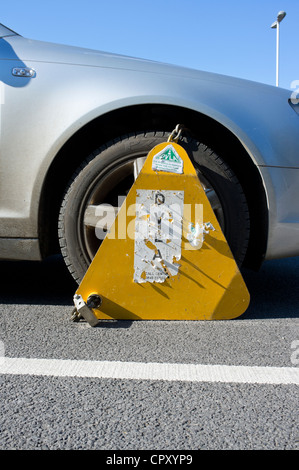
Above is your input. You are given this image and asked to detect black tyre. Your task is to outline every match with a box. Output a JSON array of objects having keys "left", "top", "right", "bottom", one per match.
[{"left": 58, "top": 131, "right": 250, "bottom": 283}]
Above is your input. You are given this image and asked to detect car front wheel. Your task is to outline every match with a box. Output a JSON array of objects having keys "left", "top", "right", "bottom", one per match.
[{"left": 58, "top": 131, "right": 250, "bottom": 283}]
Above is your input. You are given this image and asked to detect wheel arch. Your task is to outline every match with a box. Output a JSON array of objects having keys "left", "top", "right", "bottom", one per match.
[{"left": 39, "top": 103, "right": 268, "bottom": 270}]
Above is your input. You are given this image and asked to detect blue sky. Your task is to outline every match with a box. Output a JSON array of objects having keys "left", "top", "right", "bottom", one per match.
[{"left": 1, "top": 0, "right": 298, "bottom": 90}]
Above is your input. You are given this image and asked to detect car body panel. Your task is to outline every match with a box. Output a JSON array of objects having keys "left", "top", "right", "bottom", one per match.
[
  {"left": 260, "top": 166, "right": 299, "bottom": 259},
  {"left": 0, "top": 27, "right": 299, "bottom": 262}
]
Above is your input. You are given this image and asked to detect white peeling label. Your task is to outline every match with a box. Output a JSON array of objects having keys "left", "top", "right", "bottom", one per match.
[
  {"left": 152, "top": 144, "right": 184, "bottom": 174},
  {"left": 134, "top": 190, "right": 184, "bottom": 283},
  {"left": 187, "top": 222, "right": 215, "bottom": 247}
]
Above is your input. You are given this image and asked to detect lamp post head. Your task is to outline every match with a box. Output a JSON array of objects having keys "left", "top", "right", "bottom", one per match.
[
  {"left": 277, "top": 11, "right": 286, "bottom": 22},
  {"left": 270, "top": 11, "right": 286, "bottom": 28}
]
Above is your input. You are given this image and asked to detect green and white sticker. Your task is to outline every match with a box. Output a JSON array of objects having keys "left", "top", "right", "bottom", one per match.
[{"left": 152, "top": 144, "right": 184, "bottom": 174}]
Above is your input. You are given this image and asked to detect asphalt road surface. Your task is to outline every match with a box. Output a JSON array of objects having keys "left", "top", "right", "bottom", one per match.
[{"left": 0, "top": 255, "right": 298, "bottom": 451}]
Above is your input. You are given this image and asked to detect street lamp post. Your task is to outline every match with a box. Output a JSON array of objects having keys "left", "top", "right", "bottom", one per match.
[{"left": 271, "top": 11, "right": 286, "bottom": 87}]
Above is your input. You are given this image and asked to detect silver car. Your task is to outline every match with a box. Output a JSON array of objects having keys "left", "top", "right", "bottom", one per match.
[{"left": 1, "top": 23, "right": 299, "bottom": 283}]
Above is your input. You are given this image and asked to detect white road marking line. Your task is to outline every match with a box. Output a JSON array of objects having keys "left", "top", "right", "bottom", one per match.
[{"left": 0, "top": 357, "right": 299, "bottom": 385}]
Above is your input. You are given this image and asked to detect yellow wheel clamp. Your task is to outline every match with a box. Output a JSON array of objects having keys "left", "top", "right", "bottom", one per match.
[{"left": 72, "top": 129, "right": 250, "bottom": 326}]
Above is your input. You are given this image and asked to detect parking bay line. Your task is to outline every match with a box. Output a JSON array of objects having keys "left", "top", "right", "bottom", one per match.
[{"left": 0, "top": 357, "right": 299, "bottom": 385}]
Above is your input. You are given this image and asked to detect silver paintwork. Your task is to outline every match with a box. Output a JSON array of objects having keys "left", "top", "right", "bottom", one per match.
[{"left": 0, "top": 24, "right": 299, "bottom": 262}]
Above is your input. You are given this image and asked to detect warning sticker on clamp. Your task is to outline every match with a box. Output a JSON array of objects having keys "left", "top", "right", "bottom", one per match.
[
  {"left": 134, "top": 190, "right": 184, "bottom": 283},
  {"left": 152, "top": 144, "right": 184, "bottom": 174}
]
